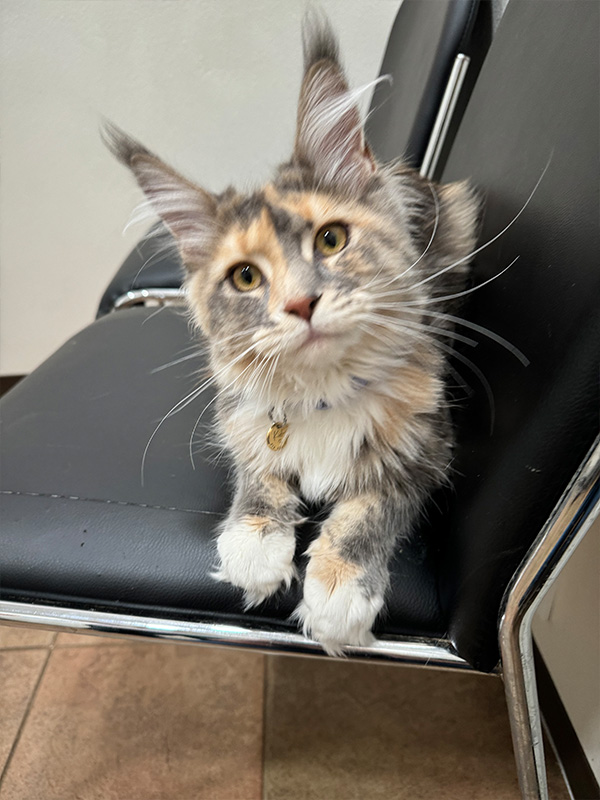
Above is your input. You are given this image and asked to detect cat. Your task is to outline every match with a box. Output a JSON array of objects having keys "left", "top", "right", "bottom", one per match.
[{"left": 103, "top": 13, "right": 479, "bottom": 655}]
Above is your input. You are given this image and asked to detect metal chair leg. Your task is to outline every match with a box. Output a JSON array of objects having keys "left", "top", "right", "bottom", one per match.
[
  {"left": 499, "top": 437, "right": 600, "bottom": 800},
  {"left": 502, "top": 611, "right": 548, "bottom": 800}
]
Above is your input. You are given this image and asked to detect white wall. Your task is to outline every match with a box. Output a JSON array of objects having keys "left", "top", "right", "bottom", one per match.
[
  {"left": 534, "top": 516, "right": 600, "bottom": 784},
  {"left": 0, "top": 0, "right": 401, "bottom": 375}
]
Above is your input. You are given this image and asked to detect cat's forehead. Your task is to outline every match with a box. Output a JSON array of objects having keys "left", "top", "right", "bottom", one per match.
[{"left": 216, "top": 181, "right": 386, "bottom": 245}]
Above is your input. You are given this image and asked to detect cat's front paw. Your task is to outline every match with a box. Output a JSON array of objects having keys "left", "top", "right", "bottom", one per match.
[
  {"left": 295, "top": 573, "right": 384, "bottom": 656},
  {"left": 213, "top": 515, "right": 297, "bottom": 608}
]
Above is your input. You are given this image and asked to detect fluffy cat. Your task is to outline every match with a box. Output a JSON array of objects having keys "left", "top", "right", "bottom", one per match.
[{"left": 104, "top": 15, "right": 479, "bottom": 655}]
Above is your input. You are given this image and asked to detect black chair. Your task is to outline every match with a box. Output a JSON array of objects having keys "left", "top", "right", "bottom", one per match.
[
  {"left": 96, "top": 0, "right": 487, "bottom": 317},
  {"left": 1, "top": 2, "right": 598, "bottom": 799}
]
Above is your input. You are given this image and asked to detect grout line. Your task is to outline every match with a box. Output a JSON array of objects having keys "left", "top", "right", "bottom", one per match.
[
  {"left": 260, "top": 655, "right": 269, "bottom": 800},
  {"left": 0, "top": 634, "right": 57, "bottom": 787},
  {"left": 0, "top": 645, "right": 56, "bottom": 653}
]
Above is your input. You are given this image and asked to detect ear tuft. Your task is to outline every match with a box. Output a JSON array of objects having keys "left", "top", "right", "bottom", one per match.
[
  {"left": 295, "top": 13, "right": 375, "bottom": 193},
  {"left": 100, "top": 120, "right": 152, "bottom": 168},
  {"left": 102, "top": 121, "right": 218, "bottom": 265},
  {"left": 302, "top": 9, "right": 339, "bottom": 72}
]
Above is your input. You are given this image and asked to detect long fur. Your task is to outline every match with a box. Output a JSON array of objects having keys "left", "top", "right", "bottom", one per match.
[{"left": 105, "top": 14, "right": 480, "bottom": 655}]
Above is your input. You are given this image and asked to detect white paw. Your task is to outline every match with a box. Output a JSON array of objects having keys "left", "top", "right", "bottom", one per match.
[
  {"left": 295, "top": 575, "right": 384, "bottom": 656},
  {"left": 213, "top": 516, "right": 297, "bottom": 608}
]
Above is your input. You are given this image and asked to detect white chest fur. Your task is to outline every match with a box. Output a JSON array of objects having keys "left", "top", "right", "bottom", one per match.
[{"left": 222, "top": 392, "right": 381, "bottom": 501}]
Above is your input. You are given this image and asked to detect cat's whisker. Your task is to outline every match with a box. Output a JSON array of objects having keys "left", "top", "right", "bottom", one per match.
[
  {"left": 265, "top": 353, "right": 281, "bottom": 406},
  {"left": 141, "top": 305, "right": 168, "bottom": 326},
  {"left": 365, "top": 181, "right": 441, "bottom": 293},
  {"left": 362, "top": 311, "right": 479, "bottom": 347},
  {"left": 398, "top": 307, "right": 530, "bottom": 366},
  {"left": 150, "top": 349, "right": 205, "bottom": 374},
  {"left": 188, "top": 352, "right": 267, "bottom": 467},
  {"left": 357, "top": 320, "right": 426, "bottom": 356},
  {"left": 435, "top": 339, "right": 496, "bottom": 433},
  {"left": 142, "top": 340, "right": 263, "bottom": 484},
  {"left": 151, "top": 327, "right": 264, "bottom": 374},
  {"left": 401, "top": 157, "right": 551, "bottom": 297},
  {"left": 405, "top": 255, "right": 520, "bottom": 307},
  {"left": 188, "top": 335, "right": 275, "bottom": 468},
  {"left": 252, "top": 353, "right": 279, "bottom": 407}
]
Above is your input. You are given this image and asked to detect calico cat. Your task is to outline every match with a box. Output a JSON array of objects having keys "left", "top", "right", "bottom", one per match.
[{"left": 104, "top": 14, "right": 478, "bottom": 655}]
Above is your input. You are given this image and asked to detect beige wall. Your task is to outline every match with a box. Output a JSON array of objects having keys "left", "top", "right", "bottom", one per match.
[
  {"left": 0, "top": 0, "right": 400, "bottom": 375},
  {"left": 534, "top": 515, "right": 600, "bottom": 784}
]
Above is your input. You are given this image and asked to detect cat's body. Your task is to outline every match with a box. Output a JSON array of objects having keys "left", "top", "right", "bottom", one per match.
[{"left": 105, "top": 15, "right": 479, "bottom": 654}]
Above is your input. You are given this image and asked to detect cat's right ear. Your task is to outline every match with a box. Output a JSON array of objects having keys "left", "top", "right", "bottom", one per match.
[{"left": 102, "top": 122, "right": 218, "bottom": 265}]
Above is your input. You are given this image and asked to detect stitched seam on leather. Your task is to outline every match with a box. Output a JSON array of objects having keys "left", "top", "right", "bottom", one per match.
[{"left": 0, "top": 490, "right": 223, "bottom": 516}]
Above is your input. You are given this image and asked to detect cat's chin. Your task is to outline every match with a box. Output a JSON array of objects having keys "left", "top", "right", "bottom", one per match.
[{"left": 292, "top": 328, "right": 350, "bottom": 366}]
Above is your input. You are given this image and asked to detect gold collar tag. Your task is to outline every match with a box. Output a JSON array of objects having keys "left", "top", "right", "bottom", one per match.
[{"left": 266, "top": 421, "right": 289, "bottom": 451}]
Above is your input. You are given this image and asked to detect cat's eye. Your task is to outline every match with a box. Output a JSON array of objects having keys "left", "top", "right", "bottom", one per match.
[
  {"left": 229, "top": 263, "right": 263, "bottom": 292},
  {"left": 314, "top": 222, "right": 348, "bottom": 256}
]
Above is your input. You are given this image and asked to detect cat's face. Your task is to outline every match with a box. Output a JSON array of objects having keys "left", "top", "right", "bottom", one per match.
[{"left": 105, "top": 16, "right": 478, "bottom": 406}]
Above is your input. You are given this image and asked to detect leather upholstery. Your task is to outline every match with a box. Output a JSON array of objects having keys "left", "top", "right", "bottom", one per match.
[
  {"left": 0, "top": 308, "right": 444, "bottom": 638},
  {"left": 436, "top": 0, "right": 600, "bottom": 669},
  {"left": 366, "top": 0, "right": 483, "bottom": 167}
]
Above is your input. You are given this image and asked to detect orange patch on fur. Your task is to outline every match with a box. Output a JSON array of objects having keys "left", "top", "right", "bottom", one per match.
[
  {"left": 273, "top": 191, "right": 391, "bottom": 237},
  {"left": 307, "top": 533, "right": 362, "bottom": 596},
  {"left": 210, "top": 206, "right": 286, "bottom": 279},
  {"left": 242, "top": 515, "right": 271, "bottom": 534},
  {"left": 374, "top": 367, "right": 442, "bottom": 448}
]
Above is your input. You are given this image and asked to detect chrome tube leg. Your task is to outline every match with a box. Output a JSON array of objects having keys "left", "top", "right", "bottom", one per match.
[
  {"left": 499, "top": 439, "right": 600, "bottom": 800},
  {"left": 501, "top": 611, "right": 548, "bottom": 800}
]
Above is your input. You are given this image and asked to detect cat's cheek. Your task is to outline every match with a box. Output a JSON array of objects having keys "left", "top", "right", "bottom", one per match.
[
  {"left": 212, "top": 516, "right": 297, "bottom": 608},
  {"left": 295, "top": 574, "right": 384, "bottom": 656}
]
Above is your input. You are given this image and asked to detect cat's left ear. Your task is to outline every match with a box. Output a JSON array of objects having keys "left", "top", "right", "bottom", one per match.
[
  {"left": 102, "top": 122, "right": 218, "bottom": 266},
  {"left": 294, "top": 14, "right": 376, "bottom": 193}
]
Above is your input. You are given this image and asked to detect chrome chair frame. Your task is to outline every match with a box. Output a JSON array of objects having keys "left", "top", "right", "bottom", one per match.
[{"left": 1, "top": 437, "right": 598, "bottom": 800}]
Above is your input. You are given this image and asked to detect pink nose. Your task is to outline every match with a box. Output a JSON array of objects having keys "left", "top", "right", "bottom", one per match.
[{"left": 284, "top": 295, "right": 321, "bottom": 322}]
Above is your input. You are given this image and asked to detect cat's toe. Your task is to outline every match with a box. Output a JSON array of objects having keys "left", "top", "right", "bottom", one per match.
[
  {"left": 295, "top": 577, "right": 382, "bottom": 655},
  {"left": 213, "top": 515, "right": 297, "bottom": 604}
]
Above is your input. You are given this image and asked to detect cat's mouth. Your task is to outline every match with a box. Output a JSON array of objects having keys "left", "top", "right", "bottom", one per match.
[{"left": 299, "top": 327, "right": 338, "bottom": 349}]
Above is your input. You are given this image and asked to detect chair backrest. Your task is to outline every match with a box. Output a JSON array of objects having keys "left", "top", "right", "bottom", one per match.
[
  {"left": 366, "top": 0, "right": 487, "bottom": 171},
  {"left": 431, "top": 0, "right": 599, "bottom": 670}
]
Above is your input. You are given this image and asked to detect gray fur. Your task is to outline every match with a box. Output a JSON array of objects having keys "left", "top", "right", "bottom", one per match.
[{"left": 106, "top": 14, "right": 480, "bottom": 654}]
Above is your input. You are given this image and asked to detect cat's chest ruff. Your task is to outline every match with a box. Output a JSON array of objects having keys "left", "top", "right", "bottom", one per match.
[{"left": 224, "top": 394, "right": 379, "bottom": 501}]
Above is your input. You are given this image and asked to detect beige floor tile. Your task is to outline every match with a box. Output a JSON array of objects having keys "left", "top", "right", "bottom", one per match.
[
  {"left": 0, "top": 644, "right": 264, "bottom": 800},
  {"left": 54, "top": 631, "right": 130, "bottom": 647},
  {"left": 0, "top": 626, "right": 54, "bottom": 650},
  {"left": 0, "top": 649, "right": 49, "bottom": 774},
  {"left": 263, "top": 656, "right": 569, "bottom": 800}
]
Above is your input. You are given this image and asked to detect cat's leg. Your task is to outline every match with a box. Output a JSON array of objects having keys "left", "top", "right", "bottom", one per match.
[
  {"left": 295, "top": 492, "right": 410, "bottom": 655},
  {"left": 213, "top": 472, "right": 302, "bottom": 608}
]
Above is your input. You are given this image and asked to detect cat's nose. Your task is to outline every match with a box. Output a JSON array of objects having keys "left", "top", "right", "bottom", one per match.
[{"left": 284, "top": 295, "right": 321, "bottom": 322}]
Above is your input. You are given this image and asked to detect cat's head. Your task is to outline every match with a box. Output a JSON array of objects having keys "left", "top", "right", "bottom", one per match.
[{"left": 104, "top": 14, "right": 478, "bottom": 409}]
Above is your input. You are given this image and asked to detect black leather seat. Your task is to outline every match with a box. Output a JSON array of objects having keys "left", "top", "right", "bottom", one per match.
[
  {"left": 2, "top": 2, "right": 599, "bottom": 798},
  {"left": 96, "top": 0, "right": 485, "bottom": 317},
  {"left": 0, "top": 306, "right": 444, "bottom": 639}
]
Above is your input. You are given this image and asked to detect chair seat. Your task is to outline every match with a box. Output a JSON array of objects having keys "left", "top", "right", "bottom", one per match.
[{"left": 0, "top": 307, "right": 445, "bottom": 639}]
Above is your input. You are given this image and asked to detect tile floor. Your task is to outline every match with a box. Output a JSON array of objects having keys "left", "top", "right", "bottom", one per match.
[{"left": 0, "top": 625, "right": 569, "bottom": 800}]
